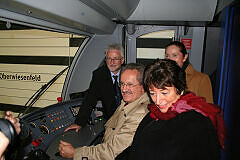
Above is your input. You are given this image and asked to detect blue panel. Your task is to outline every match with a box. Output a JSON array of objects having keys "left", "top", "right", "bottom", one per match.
[{"left": 216, "top": 4, "right": 240, "bottom": 160}]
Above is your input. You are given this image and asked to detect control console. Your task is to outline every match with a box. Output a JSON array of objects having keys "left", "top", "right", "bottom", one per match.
[{"left": 19, "top": 98, "right": 104, "bottom": 159}]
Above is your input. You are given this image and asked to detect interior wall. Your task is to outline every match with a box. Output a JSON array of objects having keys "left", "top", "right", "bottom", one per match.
[
  {"left": 182, "top": 27, "right": 205, "bottom": 72},
  {"left": 203, "top": 27, "right": 221, "bottom": 75}
]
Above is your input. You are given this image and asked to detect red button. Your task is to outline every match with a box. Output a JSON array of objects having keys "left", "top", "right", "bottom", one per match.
[{"left": 32, "top": 138, "right": 41, "bottom": 147}]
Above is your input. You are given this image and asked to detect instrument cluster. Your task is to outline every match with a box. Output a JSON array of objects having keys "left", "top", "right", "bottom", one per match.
[{"left": 20, "top": 98, "right": 83, "bottom": 156}]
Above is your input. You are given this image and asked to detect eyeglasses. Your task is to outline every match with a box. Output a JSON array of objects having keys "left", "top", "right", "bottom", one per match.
[
  {"left": 119, "top": 82, "right": 140, "bottom": 88},
  {"left": 106, "top": 57, "right": 122, "bottom": 62}
]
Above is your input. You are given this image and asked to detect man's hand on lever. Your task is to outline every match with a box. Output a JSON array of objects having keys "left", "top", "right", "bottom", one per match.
[
  {"left": 58, "top": 140, "right": 74, "bottom": 159},
  {"left": 64, "top": 124, "right": 82, "bottom": 132}
]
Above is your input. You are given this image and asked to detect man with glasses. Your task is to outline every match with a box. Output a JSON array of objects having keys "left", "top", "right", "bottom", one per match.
[
  {"left": 59, "top": 63, "right": 150, "bottom": 160},
  {"left": 65, "top": 44, "right": 125, "bottom": 133}
]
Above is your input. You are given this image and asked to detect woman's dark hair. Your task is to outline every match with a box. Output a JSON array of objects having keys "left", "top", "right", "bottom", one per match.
[
  {"left": 165, "top": 41, "right": 189, "bottom": 70},
  {"left": 165, "top": 41, "right": 187, "bottom": 56},
  {"left": 143, "top": 59, "right": 187, "bottom": 95}
]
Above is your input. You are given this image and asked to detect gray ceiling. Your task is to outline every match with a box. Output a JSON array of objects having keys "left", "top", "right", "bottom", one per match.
[{"left": 0, "top": 0, "right": 233, "bottom": 34}]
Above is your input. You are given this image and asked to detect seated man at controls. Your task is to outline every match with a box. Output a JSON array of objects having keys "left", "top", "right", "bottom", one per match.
[{"left": 58, "top": 63, "right": 150, "bottom": 160}]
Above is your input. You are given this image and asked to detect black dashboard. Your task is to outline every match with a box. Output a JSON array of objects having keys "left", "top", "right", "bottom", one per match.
[{"left": 19, "top": 98, "right": 105, "bottom": 160}]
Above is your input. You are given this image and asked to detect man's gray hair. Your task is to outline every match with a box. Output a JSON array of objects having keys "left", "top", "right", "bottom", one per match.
[
  {"left": 120, "top": 63, "right": 145, "bottom": 85},
  {"left": 105, "top": 43, "right": 124, "bottom": 57}
]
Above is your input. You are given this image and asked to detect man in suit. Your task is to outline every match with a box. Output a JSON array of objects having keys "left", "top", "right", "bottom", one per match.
[
  {"left": 59, "top": 63, "right": 150, "bottom": 160},
  {"left": 65, "top": 44, "right": 124, "bottom": 132}
]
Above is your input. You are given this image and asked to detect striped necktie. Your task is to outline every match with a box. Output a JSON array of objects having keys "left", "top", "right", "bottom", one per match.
[{"left": 113, "top": 75, "right": 122, "bottom": 107}]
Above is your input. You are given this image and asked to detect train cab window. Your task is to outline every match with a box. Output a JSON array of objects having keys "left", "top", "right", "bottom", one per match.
[
  {"left": 136, "top": 30, "right": 175, "bottom": 66},
  {"left": 0, "top": 21, "right": 88, "bottom": 115}
]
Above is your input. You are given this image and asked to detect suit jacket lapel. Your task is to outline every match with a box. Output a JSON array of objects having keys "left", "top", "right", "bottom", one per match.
[{"left": 102, "top": 66, "right": 115, "bottom": 96}]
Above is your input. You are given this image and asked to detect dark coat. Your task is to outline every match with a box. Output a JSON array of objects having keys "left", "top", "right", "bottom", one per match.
[
  {"left": 75, "top": 65, "right": 118, "bottom": 127},
  {"left": 128, "top": 110, "right": 220, "bottom": 160}
]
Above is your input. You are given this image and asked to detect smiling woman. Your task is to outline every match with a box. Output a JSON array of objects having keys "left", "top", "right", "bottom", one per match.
[
  {"left": 148, "top": 86, "right": 181, "bottom": 113},
  {"left": 165, "top": 41, "right": 213, "bottom": 103},
  {"left": 125, "top": 59, "right": 226, "bottom": 160}
]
